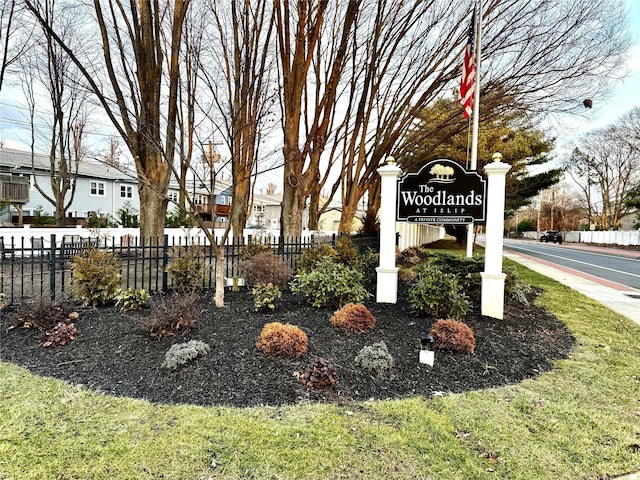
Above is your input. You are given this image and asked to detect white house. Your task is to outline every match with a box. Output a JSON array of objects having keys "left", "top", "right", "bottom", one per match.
[
  {"left": 1, "top": 147, "right": 252, "bottom": 228},
  {"left": 0, "top": 147, "right": 139, "bottom": 226}
]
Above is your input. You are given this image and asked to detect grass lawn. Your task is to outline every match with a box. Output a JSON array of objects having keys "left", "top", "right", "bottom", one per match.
[{"left": 1, "top": 255, "right": 639, "bottom": 479}]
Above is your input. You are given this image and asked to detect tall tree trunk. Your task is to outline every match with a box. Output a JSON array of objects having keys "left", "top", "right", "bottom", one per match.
[{"left": 229, "top": 173, "right": 251, "bottom": 239}]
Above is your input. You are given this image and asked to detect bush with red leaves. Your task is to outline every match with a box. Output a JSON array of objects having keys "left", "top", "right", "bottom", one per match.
[
  {"left": 299, "top": 356, "right": 338, "bottom": 390},
  {"left": 429, "top": 319, "right": 476, "bottom": 354},
  {"left": 42, "top": 322, "right": 78, "bottom": 348}
]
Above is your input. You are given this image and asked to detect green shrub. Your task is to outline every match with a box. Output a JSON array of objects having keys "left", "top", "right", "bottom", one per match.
[
  {"left": 138, "top": 290, "right": 200, "bottom": 338},
  {"left": 295, "top": 243, "right": 338, "bottom": 273},
  {"left": 429, "top": 319, "right": 476, "bottom": 354},
  {"left": 165, "top": 208, "right": 193, "bottom": 228},
  {"left": 239, "top": 252, "right": 293, "bottom": 288},
  {"left": 335, "top": 235, "right": 358, "bottom": 267},
  {"left": 115, "top": 288, "right": 150, "bottom": 311},
  {"left": 161, "top": 340, "right": 210, "bottom": 370},
  {"left": 408, "top": 263, "right": 470, "bottom": 319},
  {"left": 356, "top": 248, "right": 379, "bottom": 294},
  {"left": 116, "top": 201, "right": 139, "bottom": 228},
  {"left": 504, "top": 265, "right": 532, "bottom": 305},
  {"left": 299, "top": 356, "right": 338, "bottom": 390},
  {"left": 256, "top": 322, "right": 308, "bottom": 358},
  {"left": 290, "top": 256, "right": 370, "bottom": 308},
  {"left": 330, "top": 303, "right": 376, "bottom": 332},
  {"left": 70, "top": 249, "right": 122, "bottom": 306},
  {"left": 165, "top": 246, "right": 208, "bottom": 291},
  {"left": 429, "top": 251, "right": 484, "bottom": 297},
  {"left": 252, "top": 283, "right": 282, "bottom": 312},
  {"left": 354, "top": 342, "right": 394, "bottom": 377}
]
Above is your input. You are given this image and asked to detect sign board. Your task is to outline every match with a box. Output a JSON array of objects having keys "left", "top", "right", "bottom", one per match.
[{"left": 396, "top": 159, "right": 486, "bottom": 224}]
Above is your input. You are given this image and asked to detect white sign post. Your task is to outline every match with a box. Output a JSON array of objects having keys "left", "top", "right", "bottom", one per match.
[
  {"left": 481, "top": 152, "right": 511, "bottom": 319},
  {"left": 376, "top": 157, "right": 402, "bottom": 303}
]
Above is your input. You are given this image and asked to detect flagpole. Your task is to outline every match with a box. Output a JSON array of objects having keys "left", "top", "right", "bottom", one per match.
[{"left": 466, "top": 0, "right": 482, "bottom": 258}]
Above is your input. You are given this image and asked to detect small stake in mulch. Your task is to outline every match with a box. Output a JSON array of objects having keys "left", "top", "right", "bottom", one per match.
[{"left": 420, "top": 332, "right": 435, "bottom": 366}]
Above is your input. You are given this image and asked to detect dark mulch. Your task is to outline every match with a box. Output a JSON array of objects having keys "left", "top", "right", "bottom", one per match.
[{"left": 0, "top": 285, "right": 576, "bottom": 408}]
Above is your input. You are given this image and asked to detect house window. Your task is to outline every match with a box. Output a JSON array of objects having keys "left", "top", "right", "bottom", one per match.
[
  {"left": 120, "top": 185, "right": 133, "bottom": 198},
  {"left": 90, "top": 181, "right": 105, "bottom": 196},
  {"left": 168, "top": 191, "right": 178, "bottom": 202},
  {"left": 253, "top": 204, "right": 265, "bottom": 214}
]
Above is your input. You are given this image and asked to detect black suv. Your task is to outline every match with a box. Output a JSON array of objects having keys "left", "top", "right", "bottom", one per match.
[{"left": 540, "top": 230, "right": 563, "bottom": 244}]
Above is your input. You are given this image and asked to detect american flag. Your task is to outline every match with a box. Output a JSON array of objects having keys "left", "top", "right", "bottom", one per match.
[{"left": 459, "top": 8, "right": 476, "bottom": 118}]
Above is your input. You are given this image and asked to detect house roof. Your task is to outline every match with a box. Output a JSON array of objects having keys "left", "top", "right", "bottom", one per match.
[
  {"left": 167, "top": 177, "right": 233, "bottom": 196},
  {"left": 0, "top": 147, "right": 137, "bottom": 182},
  {"left": 251, "top": 191, "right": 282, "bottom": 206}
]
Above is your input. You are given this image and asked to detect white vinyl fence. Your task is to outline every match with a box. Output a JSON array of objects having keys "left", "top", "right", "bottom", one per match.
[{"left": 521, "top": 229, "right": 640, "bottom": 247}]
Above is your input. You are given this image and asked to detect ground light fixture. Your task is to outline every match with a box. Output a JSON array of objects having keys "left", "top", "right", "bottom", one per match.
[{"left": 420, "top": 332, "right": 435, "bottom": 366}]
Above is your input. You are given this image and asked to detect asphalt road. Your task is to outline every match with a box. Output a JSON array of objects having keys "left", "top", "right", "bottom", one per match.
[{"left": 503, "top": 239, "right": 640, "bottom": 291}]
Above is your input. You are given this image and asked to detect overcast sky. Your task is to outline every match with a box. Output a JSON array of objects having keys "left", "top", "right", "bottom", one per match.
[
  {"left": 1, "top": 0, "right": 639, "bottom": 187},
  {"left": 551, "top": 0, "right": 640, "bottom": 147}
]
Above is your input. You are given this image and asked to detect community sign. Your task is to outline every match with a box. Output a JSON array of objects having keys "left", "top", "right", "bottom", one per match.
[{"left": 396, "top": 158, "right": 487, "bottom": 224}]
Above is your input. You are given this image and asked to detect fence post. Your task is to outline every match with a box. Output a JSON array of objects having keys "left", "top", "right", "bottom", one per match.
[
  {"left": 162, "top": 234, "right": 169, "bottom": 292},
  {"left": 49, "top": 234, "right": 57, "bottom": 300}
]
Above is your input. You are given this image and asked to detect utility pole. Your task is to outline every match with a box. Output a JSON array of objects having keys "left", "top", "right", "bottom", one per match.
[
  {"left": 550, "top": 186, "right": 555, "bottom": 230},
  {"left": 204, "top": 139, "right": 221, "bottom": 227}
]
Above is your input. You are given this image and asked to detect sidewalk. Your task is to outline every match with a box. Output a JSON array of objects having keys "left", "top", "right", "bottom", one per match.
[
  {"left": 501, "top": 241, "right": 640, "bottom": 326},
  {"left": 487, "top": 240, "right": 640, "bottom": 480}
]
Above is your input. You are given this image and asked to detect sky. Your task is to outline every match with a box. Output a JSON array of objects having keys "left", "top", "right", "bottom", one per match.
[
  {"left": 551, "top": 0, "right": 640, "bottom": 151},
  {"left": 1, "top": 0, "right": 639, "bottom": 189}
]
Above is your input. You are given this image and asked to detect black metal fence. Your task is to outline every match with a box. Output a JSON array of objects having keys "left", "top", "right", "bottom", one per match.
[{"left": 0, "top": 233, "right": 379, "bottom": 305}]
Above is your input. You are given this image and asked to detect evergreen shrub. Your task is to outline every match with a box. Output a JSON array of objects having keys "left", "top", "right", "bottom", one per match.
[
  {"left": 252, "top": 283, "right": 282, "bottom": 312},
  {"left": 161, "top": 340, "right": 210, "bottom": 370},
  {"left": 408, "top": 263, "right": 470, "bottom": 319},
  {"left": 70, "top": 249, "right": 122, "bottom": 306},
  {"left": 290, "top": 257, "right": 370, "bottom": 308},
  {"left": 165, "top": 246, "right": 208, "bottom": 291},
  {"left": 354, "top": 342, "right": 394, "bottom": 377}
]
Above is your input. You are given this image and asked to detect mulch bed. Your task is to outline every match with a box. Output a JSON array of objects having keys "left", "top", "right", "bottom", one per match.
[{"left": 0, "top": 284, "right": 576, "bottom": 408}]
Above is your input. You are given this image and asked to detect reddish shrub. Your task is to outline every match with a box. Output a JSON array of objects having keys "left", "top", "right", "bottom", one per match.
[
  {"left": 138, "top": 291, "right": 200, "bottom": 338},
  {"left": 256, "top": 322, "right": 308, "bottom": 358},
  {"left": 42, "top": 322, "right": 78, "bottom": 348},
  {"left": 330, "top": 303, "right": 376, "bottom": 333},
  {"left": 299, "top": 356, "right": 338, "bottom": 390},
  {"left": 429, "top": 319, "right": 476, "bottom": 354},
  {"left": 239, "top": 252, "right": 293, "bottom": 289}
]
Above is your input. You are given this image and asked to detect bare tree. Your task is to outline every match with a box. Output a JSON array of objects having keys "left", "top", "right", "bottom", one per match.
[
  {"left": 20, "top": 0, "right": 88, "bottom": 227},
  {"left": 23, "top": 0, "right": 192, "bottom": 242},
  {"left": 332, "top": 0, "right": 631, "bottom": 234},
  {"left": 197, "top": 0, "right": 277, "bottom": 239},
  {"left": 102, "top": 137, "right": 122, "bottom": 168},
  {"left": 0, "top": 0, "right": 24, "bottom": 91},
  {"left": 566, "top": 114, "right": 640, "bottom": 230},
  {"left": 274, "top": 0, "right": 360, "bottom": 238},
  {"left": 172, "top": 2, "right": 206, "bottom": 215}
]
